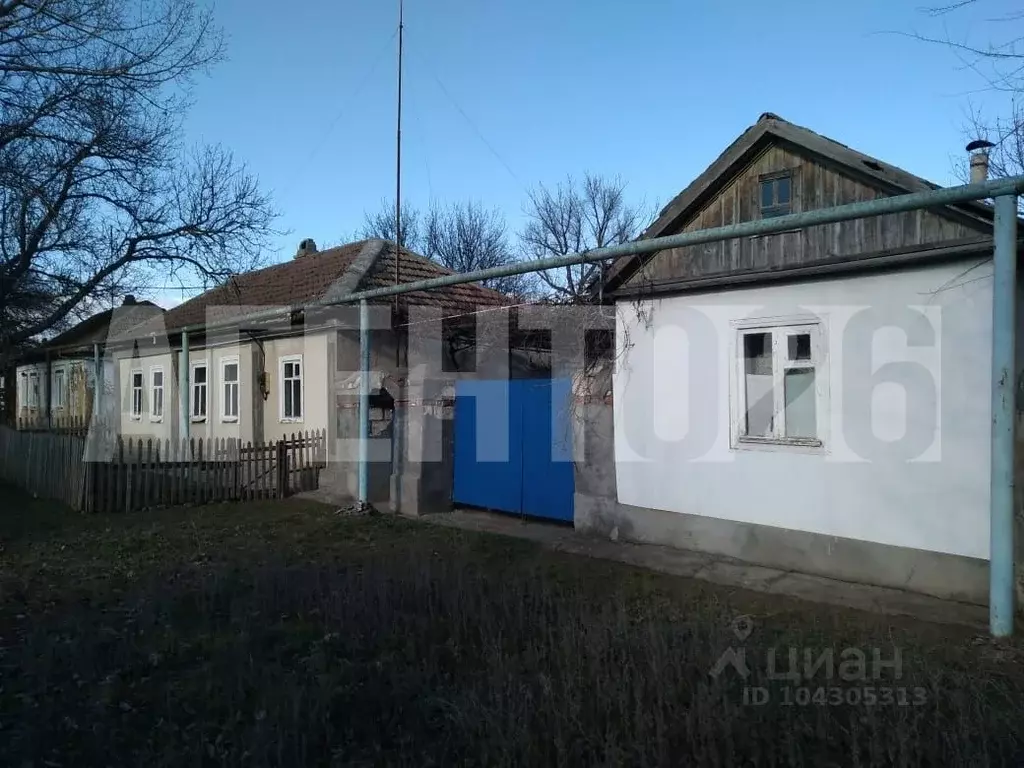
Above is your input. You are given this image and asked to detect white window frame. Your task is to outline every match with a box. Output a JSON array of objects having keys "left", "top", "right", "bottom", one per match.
[
  {"left": 190, "top": 361, "right": 208, "bottom": 422},
  {"left": 279, "top": 354, "right": 304, "bottom": 422},
  {"left": 53, "top": 367, "right": 66, "bottom": 409},
  {"left": 149, "top": 366, "right": 165, "bottom": 422},
  {"left": 731, "top": 315, "right": 828, "bottom": 452},
  {"left": 130, "top": 368, "right": 144, "bottom": 420},
  {"left": 28, "top": 371, "right": 40, "bottom": 409},
  {"left": 220, "top": 355, "right": 240, "bottom": 423}
]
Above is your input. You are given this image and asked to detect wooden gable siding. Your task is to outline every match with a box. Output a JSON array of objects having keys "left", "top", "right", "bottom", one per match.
[{"left": 625, "top": 144, "right": 988, "bottom": 289}]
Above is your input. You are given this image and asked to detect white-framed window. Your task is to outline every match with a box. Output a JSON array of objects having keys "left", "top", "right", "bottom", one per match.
[
  {"left": 279, "top": 355, "right": 303, "bottom": 422},
  {"left": 130, "top": 369, "right": 144, "bottom": 420},
  {"left": 28, "top": 371, "right": 40, "bottom": 408},
  {"left": 190, "top": 362, "right": 208, "bottom": 421},
  {"left": 53, "top": 367, "right": 66, "bottom": 409},
  {"left": 221, "top": 356, "right": 240, "bottom": 422},
  {"left": 149, "top": 366, "right": 165, "bottom": 421},
  {"left": 733, "top": 319, "right": 825, "bottom": 449}
]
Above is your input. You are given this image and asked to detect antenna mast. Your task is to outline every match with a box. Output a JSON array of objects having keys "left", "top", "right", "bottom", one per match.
[{"left": 394, "top": 0, "right": 404, "bottom": 309}]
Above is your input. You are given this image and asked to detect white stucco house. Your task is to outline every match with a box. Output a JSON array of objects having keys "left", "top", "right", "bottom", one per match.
[
  {"left": 112, "top": 239, "right": 506, "bottom": 477},
  {"left": 577, "top": 113, "right": 1022, "bottom": 605},
  {"left": 13, "top": 298, "right": 163, "bottom": 430}
]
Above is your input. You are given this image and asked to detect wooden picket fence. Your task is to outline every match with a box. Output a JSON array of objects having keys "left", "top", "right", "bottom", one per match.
[
  {"left": 0, "top": 426, "right": 88, "bottom": 508},
  {"left": 16, "top": 414, "right": 91, "bottom": 436},
  {"left": 0, "top": 425, "right": 327, "bottom": 512},
  {"left": 84, "top": 430, "right": 328, "bottom": 513}
]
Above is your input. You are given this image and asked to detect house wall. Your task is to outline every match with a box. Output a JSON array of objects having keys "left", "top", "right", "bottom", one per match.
[
  {"left": 183, "top": 345, "right": 255, "bottom": 445},
  {"left": 114, "top": 332, "right": 331, "bottom": 447},
  {"left": 15, "top": 359, "right": 93, "bottom": 423},
  {"left": 261, "top": 333, "right": 330, "bottom": 444},
  {"left": 611, "top": 260, "right": 994, "bottom": 567},
  {"left": 117, "top": 351, "right": 175, "bottom": 441},
  {"left": 623, "top": 145, "right": 988, "bottom": 289}
]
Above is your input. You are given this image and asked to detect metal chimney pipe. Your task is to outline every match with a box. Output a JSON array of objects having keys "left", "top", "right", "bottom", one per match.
[{"left": 967, "top": 139, "right": 995, "bottom": 184}]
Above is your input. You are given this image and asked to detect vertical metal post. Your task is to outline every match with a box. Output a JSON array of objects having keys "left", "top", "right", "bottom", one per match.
[
  {"left": 179, "top": 330, "right": 190, "bottom": 444},
  {"left": 991, "top": 193, "right": 1018, "bottom": 637},
  {"left": 358, "top": 300, "right": 371, "bottom": 505},
  {"left": 89, "top": 342, "right": 101, "bottom": 462},
  {"left": 92, "top": 342, "right": 101, "bottom": 421},
  {"left": 44, "top": 349, "right": 51, "bottom": 430}
]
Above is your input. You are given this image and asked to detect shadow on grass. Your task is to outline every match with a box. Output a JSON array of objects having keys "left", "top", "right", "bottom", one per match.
[{"left": 1, "top": 484, "right": 1023, "bottom": 766}]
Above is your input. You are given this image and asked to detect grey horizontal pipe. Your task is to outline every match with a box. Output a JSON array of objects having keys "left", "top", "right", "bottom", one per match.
[
  {"left": 166, "top": 175, "right": 1024, "bottom": 339},
  {"left": 344, "top": 176, "right": 1023, "bottom": 305},
  {"left": 24, "top": 174, "right": 1024, "bottom": 356}
]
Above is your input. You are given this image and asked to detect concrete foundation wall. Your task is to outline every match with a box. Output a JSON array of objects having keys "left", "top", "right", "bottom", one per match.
[{"left": 574, "top": 364, "right": 990, "bottom": 605}]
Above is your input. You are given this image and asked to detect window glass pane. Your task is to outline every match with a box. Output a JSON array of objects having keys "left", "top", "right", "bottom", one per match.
[
  {"left": 133, "top": 373, "right": 142, "bottom": 387},
  {"left": 788, "top": 333, "right": 811, "bottom": 361},
  {"left": 776, "top": 176, "right": 791, "bottom": 204},
  {"left": 284, "top": 384, "right": 293, "bottom": 417},
  {"left": 760, "top": 181, "right": 774, "bottom": 209},
  {"left": 154, "top": 371, "right": 163, "bottom": 386},
  {"left": 284, "top": 362, "right": 294, "bottom": 378},
  {"left": 743, "top": 332, "right": 773, "bottom": 436},
  {"left": 225, "top": 363, "right": 238, "bottom": 381},
  {"left": 784, "top": 368, "right": 816, "bottom": 438},
  {"left": 230, "top": 386, "right": 238, "bottom": 416},
  {"left": 200, "top": 388, "right": 207, "bottom": 414},
  {"left": 293, "top": 382, "right": 302, "bottom": 417},
  {"left": 743, "top": 333, "right": 771, "bottom": 374},
  {"left": 194, "top": 366, "right": 206, "bottom": 384}
]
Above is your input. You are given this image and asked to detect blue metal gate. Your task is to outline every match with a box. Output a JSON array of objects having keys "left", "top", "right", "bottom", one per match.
[{"left": 453, "top": 378, "right": 574, "bottom": 522}]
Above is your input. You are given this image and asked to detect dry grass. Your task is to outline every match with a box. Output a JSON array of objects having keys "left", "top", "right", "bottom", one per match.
[{"left": 1, "top": 485, "right": 1023, "bottom": 766}]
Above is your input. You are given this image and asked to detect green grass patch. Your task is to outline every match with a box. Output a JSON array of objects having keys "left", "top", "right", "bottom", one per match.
[{"left": 1, "top": 484, "right": 1022, "bottom": 766}]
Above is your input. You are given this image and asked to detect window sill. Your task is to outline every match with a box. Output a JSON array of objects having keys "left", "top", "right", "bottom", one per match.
[
  {"left": 221, "top": 417, "right": 239, "bottom": 424},
  {"left": 280, "top": 417, "right": 304, "bottom": 424},
  {"left": 734, "top": 435, "right": 823, "bottom": 453},
  {"left": 190, "top": 416, "right": 207, "bottom": 423},
  {"left": 130, "top": 416, "right": 142, "bottom": 422},
  {"left": 149, "top": 417, "right": 164, "bottom": 423}
]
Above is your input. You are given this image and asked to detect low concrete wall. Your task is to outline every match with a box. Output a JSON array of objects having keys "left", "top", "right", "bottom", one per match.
[
  {"left": 389, "top": 379, "right": 455, "bottom": 517},
  {"left": 572, "top": 366, "right": 990, "bottom": 606}
]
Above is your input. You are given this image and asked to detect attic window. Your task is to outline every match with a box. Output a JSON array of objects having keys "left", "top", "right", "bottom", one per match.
[{"left": 759, "top": 173, "right": 792, "bottom": 218}]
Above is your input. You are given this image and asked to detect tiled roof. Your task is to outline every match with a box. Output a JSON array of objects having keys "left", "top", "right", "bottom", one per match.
[
  {"left": 364, "top": 247, "right": 509, "bottom": 311},
  {"left": 47, "top": 301, "right": 164, "bottom": 349},
  {"left": 162, "top": 240, "right": 508, "bottom": 332}
]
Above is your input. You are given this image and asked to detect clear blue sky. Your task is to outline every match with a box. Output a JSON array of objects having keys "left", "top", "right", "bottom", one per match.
[{"left": 162, "top": 0, "right": 1014, "bottom": 305}]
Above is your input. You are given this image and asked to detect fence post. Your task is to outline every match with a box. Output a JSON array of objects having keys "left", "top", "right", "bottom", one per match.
[
  {"left": 114, "top": 437, "right": 124, "bottom": 513},
  {"left": 144, "top": 439, "right": 153, "bottom": 510},
  {"left": 126, "top": 438, "right": 136, "bottom": 513},
  {"left": 277, "top": 439, "right": 287, "bottom": 499},
  {"left": 233, "top": 439, "right": 240, "bottom": 501}
]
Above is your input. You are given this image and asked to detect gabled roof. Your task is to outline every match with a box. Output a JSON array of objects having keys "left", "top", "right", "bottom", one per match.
[
  {"left": 604, "top": 112, "right": 994, "bottom": 291},
  {"left": 47, "top": 299, "right": 164, "bottom": 350},
  {"left": 162, "top": 239, "right": 508, "bottom": 332}
]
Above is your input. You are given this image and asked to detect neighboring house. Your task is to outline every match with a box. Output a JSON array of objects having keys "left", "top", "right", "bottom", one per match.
[
  {"left": 114, "top": 239, "right": 507, "bottom": 473},
  {"left": 14, "top": 297, "right": 164, "bottom": 429},
  {"left": 580, "top": 112, "right": 1020, "bottom": 605}
]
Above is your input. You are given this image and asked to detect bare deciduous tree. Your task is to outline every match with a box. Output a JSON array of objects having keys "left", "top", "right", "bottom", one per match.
[
  {"left": 362, "top": 199, "right": 533, "bottom": 298},
  {"left": 0, "top": 0, "right": 277, "bottom": 358},
  {"left": 912, "top": 2, "right": 1024, "bottom": 189},
  {"left": 360, "top": 199, "right": 422, "bottom": 252},
  {"left": 520, "top": 174, "right": 649, "bottom": 303},
  {"left": 424, "top": 202, "right": 533, "bottom": 298}
]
